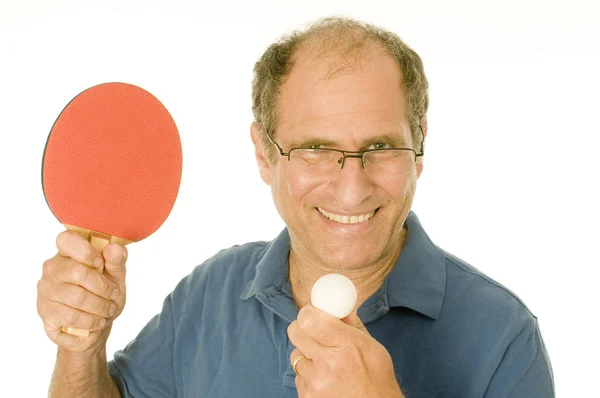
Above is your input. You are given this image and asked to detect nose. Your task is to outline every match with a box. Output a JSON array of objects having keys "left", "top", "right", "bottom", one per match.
[{"left": 326, "top": 156, "right": 374, "bottom": 209}]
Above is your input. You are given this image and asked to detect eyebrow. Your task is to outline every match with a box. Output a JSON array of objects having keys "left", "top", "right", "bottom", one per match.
[{"left": 288, "top": 133, "right": 411, "bottom": 150}]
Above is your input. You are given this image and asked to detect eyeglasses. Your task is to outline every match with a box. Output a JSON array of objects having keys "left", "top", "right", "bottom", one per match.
[{"left": 265, "top": 126, "right": 424, "bottom": 178}]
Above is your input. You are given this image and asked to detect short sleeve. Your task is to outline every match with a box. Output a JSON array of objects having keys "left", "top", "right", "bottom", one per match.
[
  {"left": 108, "top": 276, "right": 189, "bottom": 397},
  {"left": 484, "top": 317, "right": 555, "bottom": 397}
]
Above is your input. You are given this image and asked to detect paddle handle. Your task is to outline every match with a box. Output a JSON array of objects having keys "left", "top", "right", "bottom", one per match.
[{"left": 60, "top": 226, "right": 131, "bottom": 337}]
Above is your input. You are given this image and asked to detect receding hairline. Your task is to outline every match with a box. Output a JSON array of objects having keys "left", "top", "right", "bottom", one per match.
[
  {"left": 251, "top": 16, "right": 429, "bottom": 162},
  {"left": 284, "top": 21, "right": 400, "bottom": 82}
]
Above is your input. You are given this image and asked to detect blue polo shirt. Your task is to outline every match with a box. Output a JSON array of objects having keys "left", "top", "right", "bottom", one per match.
[{"left": 108, "top": 211, "right": 554, "bottom": 397}]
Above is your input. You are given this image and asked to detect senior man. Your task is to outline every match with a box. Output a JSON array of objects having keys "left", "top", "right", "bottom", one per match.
[{"left": 37, "top": 17, "right": 555, "bottom": 397}]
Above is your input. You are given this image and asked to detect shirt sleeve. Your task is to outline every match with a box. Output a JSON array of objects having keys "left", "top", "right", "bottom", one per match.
[
  {"left": 108, "top": 268, "right": 196, "bottom": 398},
  {"left": 484, "top": 317, "right": 555, "bottom": 397},
  {"left": 108, "top": 292, "right": 178, "bottom": 398}
]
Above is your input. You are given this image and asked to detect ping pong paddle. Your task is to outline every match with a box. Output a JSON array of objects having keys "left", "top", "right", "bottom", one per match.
[{"left": 42, "top": 82, "right": 182, "bottom": 337}]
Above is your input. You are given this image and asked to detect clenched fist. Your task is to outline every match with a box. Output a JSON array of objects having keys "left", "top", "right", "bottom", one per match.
[{"left": 37, "top": 230, "right": 128, "bottom": 353}]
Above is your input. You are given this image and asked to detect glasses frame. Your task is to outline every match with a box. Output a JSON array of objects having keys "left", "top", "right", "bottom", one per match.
[{"left": 265, "top": 125, "right": 425, "bottom": 170}]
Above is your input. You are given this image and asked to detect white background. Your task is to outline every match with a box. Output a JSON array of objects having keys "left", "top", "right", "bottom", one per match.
[{"left": 1, "top": 0, "right": 598, "bottom": 396}]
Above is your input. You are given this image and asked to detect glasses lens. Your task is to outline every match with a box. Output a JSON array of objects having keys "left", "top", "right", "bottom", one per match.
[
  {"left": 289, "top": 149, "right": 341, "bottom": 176},
  {"left": 364, "top": 149, "right": 415, "bottom": 175}
]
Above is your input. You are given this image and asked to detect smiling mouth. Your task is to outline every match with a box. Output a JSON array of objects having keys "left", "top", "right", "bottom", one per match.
[{"left": 317, "top": 207, "right": 379, "bottom": 224}]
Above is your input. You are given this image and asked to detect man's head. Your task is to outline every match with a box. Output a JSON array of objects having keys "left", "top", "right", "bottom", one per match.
[{"left": 251, "top": 17, "right": 429, "bottom": 271}]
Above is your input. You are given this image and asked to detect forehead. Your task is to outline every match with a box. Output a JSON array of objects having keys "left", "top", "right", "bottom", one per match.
[{"left": 276, "top": 46, "right": 410, "bottom": 146}]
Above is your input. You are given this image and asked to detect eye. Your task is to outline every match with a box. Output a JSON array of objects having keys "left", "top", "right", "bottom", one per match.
[{"left": 370, "top": 142, "right": 390, "bottom": 150}]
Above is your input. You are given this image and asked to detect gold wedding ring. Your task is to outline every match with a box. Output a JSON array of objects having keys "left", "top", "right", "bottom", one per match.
[{"left": 292, "top": 354, "right": 307, "bottom": 376}]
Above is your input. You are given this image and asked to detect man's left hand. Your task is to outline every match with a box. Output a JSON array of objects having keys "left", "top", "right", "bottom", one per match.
[{"left": 287, "top": 305, "right": 404, "bottom": 398}]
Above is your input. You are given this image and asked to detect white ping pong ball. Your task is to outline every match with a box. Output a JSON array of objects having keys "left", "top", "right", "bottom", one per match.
[{"left": 310, "top": 274, "right": 357, "bottom": 319}]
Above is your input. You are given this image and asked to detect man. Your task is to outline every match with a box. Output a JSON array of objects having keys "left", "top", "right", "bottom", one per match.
[{"left": 37, "top": 17, "right": 555, "bottom": 397}]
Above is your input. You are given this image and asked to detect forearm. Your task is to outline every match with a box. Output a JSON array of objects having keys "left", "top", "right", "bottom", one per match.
[{"left": 49, "top": 347, "right": 121, "bottom": 398}]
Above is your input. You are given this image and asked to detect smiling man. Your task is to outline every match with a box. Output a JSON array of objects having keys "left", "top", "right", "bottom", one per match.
[{"left": 38, "top": 17, "right": 555, "bottom": 398}]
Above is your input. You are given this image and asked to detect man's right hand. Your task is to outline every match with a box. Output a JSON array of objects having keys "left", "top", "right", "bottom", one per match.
[{"left": 37, "top": 230, "right": 128, "bottom": 353}]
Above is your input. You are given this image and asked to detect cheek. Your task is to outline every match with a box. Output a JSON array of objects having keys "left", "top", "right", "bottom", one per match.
[
  {"left": 377, "top": 169, "right": 417, "bottom": 199},
  {"left": 284, "top": 172, "right": 327, "bottom": 204}
]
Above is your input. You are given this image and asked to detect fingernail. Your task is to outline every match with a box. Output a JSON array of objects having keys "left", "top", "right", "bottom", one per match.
[
  {"left": 93, "top": 256, "right": 104, "bottom": 269},
  {"left": 110, "top": 289, "right": 119, "bottom": 301},
  {"left": 99, "top": 318, "right": 107, "bottom": 328},
  {"left": 108, "top": 303, "right": 117, "bottom": 317}
]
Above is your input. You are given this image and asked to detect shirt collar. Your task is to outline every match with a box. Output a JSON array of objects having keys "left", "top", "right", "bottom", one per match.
[
  {"left": 241, "top": 211, "right": 446, "bottom": 320},
  {"left": 385, "top": 211, "right": 446, "bottom": 319},
  {"left": 240, "top": 229, "right": 291, "bottom": 300}
]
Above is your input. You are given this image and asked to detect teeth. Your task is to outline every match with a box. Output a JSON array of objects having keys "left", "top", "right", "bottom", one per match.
[{"left": 318, "top": 208, "right": 376, "bottom": 224}]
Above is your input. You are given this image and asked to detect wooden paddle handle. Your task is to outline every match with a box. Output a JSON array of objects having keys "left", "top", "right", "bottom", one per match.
[{"left": 61, "top": 226, "right": 131, "bottom": 337}]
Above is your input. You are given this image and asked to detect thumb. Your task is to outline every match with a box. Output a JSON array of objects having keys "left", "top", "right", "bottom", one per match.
[
  {"left": 342, "top": 310, "right": 370, "bottom": 336},
  {"left": 102, "top": 243, "right": 128, "bottom": 282}
]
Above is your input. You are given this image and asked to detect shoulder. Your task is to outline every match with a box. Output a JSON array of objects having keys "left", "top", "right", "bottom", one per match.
[
  {"left": 441, "top": 250, "right": 536, "bottom": 329},
  {"left": 169, "top": 241, "right": 269, "bottom": 307},
  {"left": 196, "top": 240, "right": 269, "bottom": 275}
]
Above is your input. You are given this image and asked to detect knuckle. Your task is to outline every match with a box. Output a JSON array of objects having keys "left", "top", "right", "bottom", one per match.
[
  {"left": 97, "top": 298, "right": 112, "bottom": 317},
  {"left": 298, "top": 314, "right": 313, "bottom": 330},
  {"left": 80, "top": 244, "right": 95, "bottom": 264},
  {"left": 43, "top": 256, "right": 62, "bottom": 277},
  {"left": 64, "top": 310, "right": 79, "bottom": 326},
  {"left": 56, "top": 231, "right": 77, "bottom": 252},
  {"left": 36, "top": 279, "right": 46, "bottom": 295},
  {"left": 103, "top": 302, "right": 115, "bottom": 318},
  {"left": 55, "top": 231, "right": 67, "bottom": 249},
  {"left": 87, "top": 316, "right": 99, "bottom": 330},
  {"left": 36, "top": 297, "right": 46, "bottom": 317},
  {"left": 89, "top": 316, "right": 100, "bottom": 329},
  {"left": 70, "top": 264, "right": 87, "bottom": 284},
  {"left": 311, "top": 375, "right": 330, "bottom": 393},
  {"left": 94, "top": 275, "right": 110, "bottom": 297},
  {"left": 67, "top": 286, "right": 86, "bottom": 306},
  {"left": 287, "top": 321, "right": 297, "bottom": 338},
  {"left": 42, "top": 258, "right": 53, "bottom": 274},
  {"left": 327, "top": 357, "right": 342, "bottom": 374}
]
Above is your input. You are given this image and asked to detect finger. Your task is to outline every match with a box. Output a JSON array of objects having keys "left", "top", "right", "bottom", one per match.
[
  {"left": 297, "top": 305, "right": 353, "bottom": 347},
  {"left": 56, "top": 231, "right": 104, "bottom": 270},
  {"left": 295, "top": 371, "right": 308, "bottom": 396},
  {"left": 290, "top": 348, "right": 316, "bottom": 380},
  {"left": 51, "top": 259, "right": 119, "bottom": 301},
  {"left": 46, "top": 326, "right": 105, "bottom": 351},
  {"left": 48, "top": 282, "right": 117, "bottom": 318},
  {"left": 42, "top": 300, "right": 108, "bottom": 333},
  {"left": 287, "top": 320, "right": 322, "bottom": 361},
  {"left": 341, "top": 310, "right": 370, "bottom": 336},
  {"left": 102, "top": 244, "right": 127, "bottom": 284}
]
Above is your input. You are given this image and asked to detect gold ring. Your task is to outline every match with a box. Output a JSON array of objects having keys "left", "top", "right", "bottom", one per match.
[{"left": 292, "top": 354, "right": 307, "bottom": 376}]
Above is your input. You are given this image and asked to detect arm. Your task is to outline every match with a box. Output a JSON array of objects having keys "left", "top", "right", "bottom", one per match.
[{"left": 49, "top": 348, "right": 121, "bottom": 398}]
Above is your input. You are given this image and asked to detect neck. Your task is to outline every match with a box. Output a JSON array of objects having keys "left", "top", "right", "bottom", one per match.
[{"left": 288, "top": 227, "right": 407, "bottom": 311}]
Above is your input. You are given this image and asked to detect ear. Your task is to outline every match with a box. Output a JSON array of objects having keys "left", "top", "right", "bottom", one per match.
[
  {"left": 250, "top": 122, "right": 273, "bottom": 185},
  {"left": 416, "top": 120, "right": 428, "bottom": 179}
]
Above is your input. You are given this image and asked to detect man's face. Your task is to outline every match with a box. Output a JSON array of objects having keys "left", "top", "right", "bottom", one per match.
[{"left": 253, "top": 47, "right": 424, "bottom": 271}]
